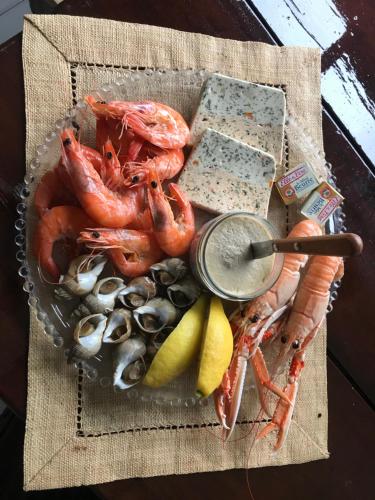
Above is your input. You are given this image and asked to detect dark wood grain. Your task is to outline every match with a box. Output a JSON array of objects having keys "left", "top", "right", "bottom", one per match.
[
  {"left": 58, "top": 0, "right": 266, "bottom": 40},
  {"left": 322, "top": 0, "right": 375, "bottom": 160},
  {"left": 0, "top": 0, "right": 373, "bottom": 498},
  {"left": 323, "top": 113, "right": 375, "bottom": 405},
  {"left": 0, "top": 34, "right": 28, "bottom": 416},
  {"left": 249, "top": 0, "right": 375, "bottom": 167}
]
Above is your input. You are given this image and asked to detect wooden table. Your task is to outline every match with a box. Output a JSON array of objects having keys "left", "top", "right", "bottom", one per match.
[{"left": 0, "top": 1, "right": 373, "bottom": 498}]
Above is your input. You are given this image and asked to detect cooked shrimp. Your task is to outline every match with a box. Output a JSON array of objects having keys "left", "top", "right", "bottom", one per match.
[
  {"left": 96, "top": 116, "right": 116, "bottom": 152},
  {"left": 127, "top": 135, "right": 145, "bottom": 162},
  {"left": 80, "top": 144, "right": 107, "bottom": 177},
  {"left": 86, "top": 96, "right": 190, "bottom": 149},
  {"left": 60, "top": 129, "right": 143, "bottom": 228},
  {"left": 96, "top": 117, "right": 145, "bottom": 164},
  {"left": 78, "top": 228, "right": 163, "bottom": 277},
  {"left": 34, "top": 142, "right": 108, "bottom": 217},
  {"left": 146, "top": 168, "right": 195, "bottom": 256},
  {"left": 102, "top": 139, "right": 125, "bottom": 191},
  {"left": 136, "top": 142, "right": 165, "bottom": 162},
  {"left": 34, "top": 168, "right": 77, "bottom": 217},
  {"left": 33, "top": 206, "right": 94, "bottom": 280},
  {"left": 127, "top": 208, "right": 153, "bottom": 231},
  {"left": 125, "top": 148, "right": 184, "bottom": 186}
]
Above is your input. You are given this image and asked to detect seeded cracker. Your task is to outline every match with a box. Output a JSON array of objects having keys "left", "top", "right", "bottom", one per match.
[
  {"left": 189, "top": 73, "right": 286, "bottom": 165},
  {"left": 178, "top": 128, "right": 276, "bottom": 216}
]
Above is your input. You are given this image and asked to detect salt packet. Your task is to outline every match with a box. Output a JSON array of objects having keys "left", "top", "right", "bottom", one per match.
[
  {"left": 300, "top": 181, "right": 344, "bottom": 225},
  {"left": 276, "top": 162, "right": 320, "bottom": 205}
]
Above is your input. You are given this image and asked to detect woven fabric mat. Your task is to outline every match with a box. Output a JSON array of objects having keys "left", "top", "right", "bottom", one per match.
[{"left": 22, "top": 14, "right": 329, "bottom": 491}]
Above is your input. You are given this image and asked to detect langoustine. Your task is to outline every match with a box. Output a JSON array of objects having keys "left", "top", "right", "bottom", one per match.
[
  {"left": 214, "top": 219, "right": 322, "bottom": 438},
  {"left": 257, "top": 255, "right": 344, "bottom": 449}
]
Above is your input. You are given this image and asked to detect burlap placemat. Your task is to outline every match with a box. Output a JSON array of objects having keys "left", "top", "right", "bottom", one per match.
[{"left": 22, "top": 14, "right": 328, "bottom": 491}]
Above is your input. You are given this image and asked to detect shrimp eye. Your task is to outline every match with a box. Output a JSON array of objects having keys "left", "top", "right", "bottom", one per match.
[
  {"left": 97, "top": 100, "right": 106, "bottom": 104},
  {"left": 281, "top": 335, "right": 288, "bottom": 344},
  {"left": 92, "top": 231, "right": 100, "bottom": 238},
  {"left": 132, "top": 175, "right": 139, "bottom": 183},
  {"left": 105, "top": 151, "right": 113, "bottom": 159},
  {"left": 292, "top": 340, "right": 300, "bottom": 349},
  {"left": 151, "top": 180, "right": 158, "bottom": 189},
  {"left": 250, "top": 314, "right": 260, "bottom": 323},
  {"left": 63, "top": 138, "right": 71, "bottom": 146}
]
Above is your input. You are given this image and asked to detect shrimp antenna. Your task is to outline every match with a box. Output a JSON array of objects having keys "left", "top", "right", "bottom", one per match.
[{"left": 36, "top": 258, "right": 61, "bottom": 286}]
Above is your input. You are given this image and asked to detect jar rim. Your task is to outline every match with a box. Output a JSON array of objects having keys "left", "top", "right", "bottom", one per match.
[{"left": 194, "top": 211, "right": 284, "bottom": 302}]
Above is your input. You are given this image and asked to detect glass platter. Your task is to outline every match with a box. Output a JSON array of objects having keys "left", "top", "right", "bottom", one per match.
[{"left": 16, "top": 69, "right": 346, "bottom": 406}]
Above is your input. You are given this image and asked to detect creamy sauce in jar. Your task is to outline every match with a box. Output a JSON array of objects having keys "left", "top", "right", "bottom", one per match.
[{"left": 203, "top": 214, "right": 275, "bottom": 298}]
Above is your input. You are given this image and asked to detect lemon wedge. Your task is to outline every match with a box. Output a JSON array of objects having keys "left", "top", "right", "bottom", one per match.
[
  {"left": 143, "top": 295, "right": 208, "bottom": 388},
  {"left": 196, "top": 296, "right": 233, "bottom": 398}
]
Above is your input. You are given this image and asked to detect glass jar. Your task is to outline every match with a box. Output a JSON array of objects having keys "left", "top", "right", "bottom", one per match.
[{"left": 190, "top": 211, "right": 284, "bottom": 301}]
